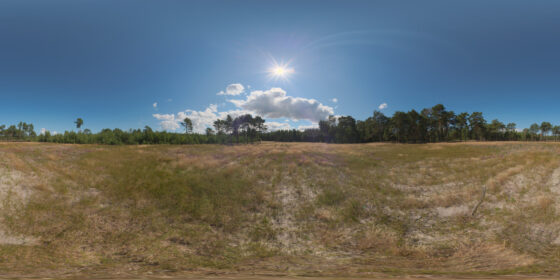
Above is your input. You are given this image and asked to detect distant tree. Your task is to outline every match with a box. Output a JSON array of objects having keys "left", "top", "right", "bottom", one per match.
[
  {"left": 319, "top": 115, "right": 337, "bottom": 143},
  {"left": 405, "top": 109, "right": 425, "bottom": 143},
  {"left": 488, "top": 119, "right": 505, "bottom": 141},
  {"left": 213, "top": 119, "right": 226, "bottom": 135},
  {"left": 253, "top": 116, "right": 266, "bottom": 142},
  {"left": 455, "top": 112, "right": 469, "bottom": 141},
  {"left": 540, "top": 121, "right": 552, "bottom": 141},
  {"left": 8, "top": 103, "right": 559, "bottom": 145},
  {"left": 468, "top": 112, "right": 486, "bottom": 141},
  {"left": 529, "top": 123, "right": 540, "bottom": 141},
  {"left": 336, "top": 116, "right": 359, "bottom": 143},
  {"left": 75, "top": 118, "right": 84, "bottom": 130},
  {"left": 181, "top": 117, "right": 193, "bottom": 134},
  {"left": 553, "top": 125, "right": 560, "bottom": 142},
  {"left": 506, "top": 123, "right": 517, "bottom": 141},
  {"left": 225, "top": 115, "right": 233, "bottom": 132},
  {"left": 371, "top": 111, "right": 390, "bottom": 142},
  {"left": 391, "top": 111, "right": 409, "bottom": 142},
  {"left": 425, "top": 104, "right": 454, "bottom": 141},
  {"left": 443, "top": 110, "right": 456, "bottom": 141}
]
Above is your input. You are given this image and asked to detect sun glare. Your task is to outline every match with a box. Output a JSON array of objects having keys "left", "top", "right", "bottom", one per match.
[
  {"left": 274, "top": 67, "right": 286, "bottom": 76},
  {"left": 268, "top": 61, "right": 294, "bottom": 81}
]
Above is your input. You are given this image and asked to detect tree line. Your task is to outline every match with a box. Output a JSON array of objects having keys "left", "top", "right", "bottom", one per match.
[
  {"left": 2, "top": 104, "right": 560, "bottom": 144},
  {"left": 1, "top": 114, "right": 267, "bottom": 145},
  {"left": 0, "top": 122, "right": 36, "bottom": 141},
  {"left": 263, "top": 104, "right": 560, "bottom": 143}
]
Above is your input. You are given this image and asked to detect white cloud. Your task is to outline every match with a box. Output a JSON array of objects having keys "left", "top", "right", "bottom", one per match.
[
  {"left": 153, "top": 113, "right": 180, "bottom": 131},
  {"left": 217, "top": 83, "right": 245, "bottom": 96},
  {"left": 177, "top": 104, "right": 223, "bottom": 133},
  {"left": 378, "top": 102, "right": 388, "bottom": 110},
  {"left": 266, "top": 121, "right": 291, "bottom": 131},
  {"left": 331, "top": 98, "right": 338, "bottom": 103},
  {"left": 40, "top": 128, "right": 58, "bottom": 135},
  {"left": 229, "top": 88, "right": 334, "bottom": 123},
  {"left": 154, "top": 86, "right": 336, "bottom": 133},
  {"left": 153, "top": 102, "right": 158, "bottom": 109},
  {"left": 154, "top": 104, "right": 251, "bottom": 133},
  {"left": 297, "top": 123, "right": 319, "bottom": 131}
]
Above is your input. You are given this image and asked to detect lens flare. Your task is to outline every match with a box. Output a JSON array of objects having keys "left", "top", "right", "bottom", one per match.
[{"left": 268, "top": 61, "right": 294, "bottom": 81}]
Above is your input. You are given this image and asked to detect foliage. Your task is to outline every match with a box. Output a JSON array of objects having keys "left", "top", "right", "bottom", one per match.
[
  {"left": 74, "top": 118, "right": 83, "bottom": 129},
  {"left": 264, "top": 104, "right": 560, "bottom": 143},
  {"left": 3, "top": 104, "right": 560, "bottom": 144},
  {"left": 0, "top": 122, "right": 36, "bottom": 141},
  {"left": 1, "top": 114, "right": 267, "bottom": 145}
]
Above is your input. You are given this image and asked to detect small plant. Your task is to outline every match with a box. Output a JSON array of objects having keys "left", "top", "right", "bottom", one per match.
[{"left": 249, "top": 217, "right": 276, "bottom": 242}]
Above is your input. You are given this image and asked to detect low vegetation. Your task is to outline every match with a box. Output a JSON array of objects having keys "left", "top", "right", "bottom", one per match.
[{"left": 1, "top": 142, "right": 560, "bottom": 277}]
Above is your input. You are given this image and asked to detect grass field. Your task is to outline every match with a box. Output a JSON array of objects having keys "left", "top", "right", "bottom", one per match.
[{"left": 1, "top": 142, "right": 560, "bottom": 278}]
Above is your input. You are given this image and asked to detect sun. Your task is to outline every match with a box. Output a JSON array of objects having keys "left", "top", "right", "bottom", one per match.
[
  {"left": 274, "top": 67, "right": 286, "bottom": 76},
  {"left": 268, "top": 61, "right": 294, "bottom": 81}
]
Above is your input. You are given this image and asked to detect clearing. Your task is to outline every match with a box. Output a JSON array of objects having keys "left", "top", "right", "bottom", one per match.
[{"left": 1, "top": 142, "right": 560, "bottom": 279}]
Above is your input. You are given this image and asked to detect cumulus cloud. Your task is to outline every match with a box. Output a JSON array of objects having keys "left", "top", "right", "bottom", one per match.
[
  {"left": 331, "top": 98, "right": 338, "bottom": 103},
  {"left": 297, "top": 124, "right": 319, "bottom": 131},
  {"left": 378, "top": 102, "right": 388, "bottom": 110},
  {"left": 177, "top": 104, "right": 222, "bottom": 133},
  {"left": 217, "top": 83, "right": 245, "bottom": 96},
  {"left": 229, "top": 88, "right": 334, "bottom": 123},
  {"left": 266, "top": 121, "right": 291, "bottom": 131},
  {"left": 154, "top": 86, "right": 336, "bottom": 133},
  {"left": 153, "top": 113, "right": 180, "bottom": 130},
  {"left": 154, "top": 104, "right": 251, "bottom": 133},
  {"left": 40, "top": 128, "right": 58, "bottom": 135}
]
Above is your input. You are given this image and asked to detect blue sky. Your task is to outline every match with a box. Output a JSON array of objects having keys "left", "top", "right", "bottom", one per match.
[{"left": 2, "top": 0, "right": 560, "bottom": 133}]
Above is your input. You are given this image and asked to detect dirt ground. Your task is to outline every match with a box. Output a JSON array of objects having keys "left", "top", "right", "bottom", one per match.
[
  {"left": 2, "top": 142, "right": 560, "bottom": 278},
  {"left": 2, "top": 274, "right": 560, "bottom": 280}
]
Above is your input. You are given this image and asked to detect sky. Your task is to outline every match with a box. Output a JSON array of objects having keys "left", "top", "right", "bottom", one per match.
[{"left": 2, "top": 0, "right": 560, "bottom": 133}]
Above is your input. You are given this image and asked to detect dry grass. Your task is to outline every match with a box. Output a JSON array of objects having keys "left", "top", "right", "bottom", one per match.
[{"left": 0, "top": 141, "right": 560, "bottom": 277}]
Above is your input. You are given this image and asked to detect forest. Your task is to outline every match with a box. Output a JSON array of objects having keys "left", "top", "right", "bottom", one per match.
[{"left": 1, "top": 104, "right": 559, "bottom": 144}]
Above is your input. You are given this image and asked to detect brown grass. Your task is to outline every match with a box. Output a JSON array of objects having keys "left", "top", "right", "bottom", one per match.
[{"left": 0, "top": 141, "right": 559, "bottom": 277}]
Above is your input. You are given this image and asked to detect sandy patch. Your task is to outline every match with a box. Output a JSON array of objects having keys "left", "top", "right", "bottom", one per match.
[
  {"left": 436, "top": 205, "right": 469, "bottom": 217},
  {"left": 0, "top": 167, "right": 38, "bottom": 245},
  {"left": 549, "top": 167, "right": 560, "bottom": 194}
]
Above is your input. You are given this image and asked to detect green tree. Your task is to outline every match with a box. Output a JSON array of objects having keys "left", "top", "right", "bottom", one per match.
[
  {"left": 181, "top": 117, "right": 193, "bottom": 134},
  {"left": 529, "top": 123, "right": 540, "bottom": 141},
  {"left": 540, "top": 121, "right": 552, "bottom": 141},
  {"left": 455, "top": 112, "right": 469, "bottom": 141},
  {"left": 506, "top": 123, "right": 516, "bottom": 141},
  {"left": 75, "top": 118, "right": 84, "bottom": 130},
  {"left": 468, "top": 112, "right": 486, "bottom": 141},
  {"left": 488, "top": 119, "right": 505, "bottom": 141},
  {"left": 360, "top": 110, "right": 390, "bottom": 142},
  {"left": 319, "top": 116, "right": 337, "bottom": 143},
  {"left": 390, "top": 111, "right": 409, "bottom": 142},
  {"left": 552, "top": 125, "right": 560, "bottom": 142},
  {"left": 335, "top": 116, "right": 359, "bottom": 143}
]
